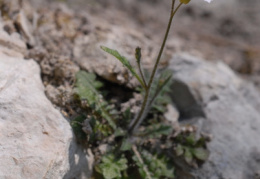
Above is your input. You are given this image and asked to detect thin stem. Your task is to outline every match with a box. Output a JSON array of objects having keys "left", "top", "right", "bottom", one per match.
[
  {"left": 172, "top": 0, "right": 176, "bottom": 16},
  {"left": 128, "top": 1, "right": 183, "bottom": 134},
  {"left": 137, "top": 62, "right": 147, "bottom": 89},
  {"left": 149, "top": 74, "right": 172, "bottom": 106},
  {"left": 147, "top": 2, "right": 182, "bottom": 91},
  {"left": 135, "top": 73, "right": 146, "bottom": 89}
]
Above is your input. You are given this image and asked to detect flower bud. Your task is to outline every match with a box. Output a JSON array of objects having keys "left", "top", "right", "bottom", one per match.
[{"left": 179, "top": 0, "right": 190, "bottom": 4}]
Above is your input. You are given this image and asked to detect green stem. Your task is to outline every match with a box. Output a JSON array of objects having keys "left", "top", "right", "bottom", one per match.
[
  {"left": 137, "top": 62, "right": 147, "bottom": 89},
  {"left": 149, "top": 74, "right": 172, "bottom": 106},
  {"left": 147, "top": 2, "right": 182, "bottom": 90},
  {"left": 128, "top": 1, "right": 183, "bottom": 134}
]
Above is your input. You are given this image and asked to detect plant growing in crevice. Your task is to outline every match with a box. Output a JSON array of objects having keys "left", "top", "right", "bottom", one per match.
[{"left": 72, "top": 0, "right": 213, "bottom": 178}]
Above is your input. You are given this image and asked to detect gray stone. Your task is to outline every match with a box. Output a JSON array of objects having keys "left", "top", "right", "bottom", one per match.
[
  {"left": 0, "top": 13, "right": 93, "bottom": 179},
  {"left": 169, "top": 53, "right": 260, "bottom": 179},
  {"left": 0, "top": 53, "right": 93, "bottom": 179},
  {"left": 0, "top": 22, "right": 93, "bottom": 178}
]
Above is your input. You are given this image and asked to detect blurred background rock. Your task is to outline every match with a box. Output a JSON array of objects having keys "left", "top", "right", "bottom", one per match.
[{"left": 29, "top": 0, "right": 260, "bottom": 90}]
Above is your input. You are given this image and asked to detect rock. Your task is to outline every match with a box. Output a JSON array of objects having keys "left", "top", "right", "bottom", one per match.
[
  {"left": 73, "top": 16, "right": 161, "bottom": 88},
  {"left": 0, "top": 29, "right": 93, "bottom": 179},
  {"left": 169, "top": 53, "right": 260, "bottom": 179},
  {"left": 0, "top": 53, "right": 94, "bottom": 179},
  {"left": 164, "top": 104, "right": 179, "bottom": 124},
  {"left": 0, "top": 24, "right": 26, "bottom": 58},
  {"left": 15, "top": 10, "right": 36, "bottom": 46},
  {"left": 164, "top": 104, "right": 180, "bottom": 133},
  {"left": 121, "top": 93, "right": 142, "bottom": 114},
  {"left": 0, "top": 53, "right": 93, "bottom": 179}
]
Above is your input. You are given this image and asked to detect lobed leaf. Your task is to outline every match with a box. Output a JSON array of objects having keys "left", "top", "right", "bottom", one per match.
[
  {"left": 98, "top": 154, "right": 128, "bottom": 179},
  {"left": 186, "top": 133, "right": 197, "bottom": 146},
  {"left": 70, "top": 115, "right": 87, "bottom": 142},
  {"left": 184, "top": 148, "right": 193, "bottom": 164},
  {"left": 120, "top": 139, "right": 132, "bottom": 151},
  {"left": 74, "top": 71, "right": 116, "bottom": 130},
  {"left": 133, "top": 149, "right": 175, "bottom": 179},
  {"left": 175, "top": 144, "right": 184, "bottom": 156},
  {"left": 139, "top": 123, "right": 173, "bottom": 138}
]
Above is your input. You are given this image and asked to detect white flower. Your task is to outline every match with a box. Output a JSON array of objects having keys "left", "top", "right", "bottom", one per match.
[{"left": 204, "top": 0, "right": 213, "bottom": 3}]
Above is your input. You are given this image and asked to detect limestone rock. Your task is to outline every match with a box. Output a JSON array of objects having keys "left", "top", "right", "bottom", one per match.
[
  {"left": 169, "top": 53, "right": 260, "bottom": 179},
  {"left": 0, "top": 54, "right": 93, "bottom": 178}
]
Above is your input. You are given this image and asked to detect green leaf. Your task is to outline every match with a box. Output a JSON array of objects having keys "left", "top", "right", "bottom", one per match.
[
  {"left": 151, "top": 70, "right": 172, "bottom": 102},
  {"left": 123, "top": 108, "right": 131, "bottom": 120},
  {"left": 100, "top": 46, "right": 145, "bottom": 88},
  {"left": 120, "top": 139, "right": 132, "bottom": 151},
  {"left": 175, "top": 144, "right": 184, "bottom": 156},
  {"left": 184, "top": 148, "right": 193, "bottom": 164},
  {"left": 196, "top": 136, "right": 208, "bottom": 147},
  {"left": 74, "top": 71, "right": 100, "bottom": 103},
  {"left": 139, "top": 123, "right": 173, "bottom": 138},
  {"left": 186, "top": 133, "right": 197, "bottom": 146},
  {"left": 149, "top": 70, "right": 173, "bottom": 114},
  {"left": 98, "top": 154, "right": 128, "bottom": 179},
  {"left": 121, "top": 108, "right": 132, "bottom": 127},
  {"left": 133, "top": 149, "right": 174, "bottom": 179},
  {"left": 157, "top": 70, "right": 172, "bottom": 89},
  {"left": 192, "top": 148, "right": 209, "bottom": 161},
  {"left": 152, "top": 103, "right": 167, "bottom": 113},
  {"left": 74, "top": 71, "right": 116, "bottom": 130},
  {"left": 114, "top": 128, "right": 126, "bottom": 137},
  {"left": 93, "top": 120, "right": 113, "bottom": 139},
  {"left": 70, "top": 115, "right": 87, "bottom": 142}
]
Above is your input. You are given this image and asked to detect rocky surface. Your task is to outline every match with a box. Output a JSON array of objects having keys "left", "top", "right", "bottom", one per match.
[
  {"left": 73, "top": 18, "right": 158, "bottom": 88},
  {"left": 55, "top": 0, "right": 260, "bottom": 75},
  {"left": 0, "top": 0, "right": 260, "bottom": 178},
  {"left": 0, "top": 20, "right": 93, "bottom": 179},
  {"left": 0, "top": 26, "right": 26, "bottom": 58},
  {"left": 169, "top": 54, "right": 260, "bottom": 179}
]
